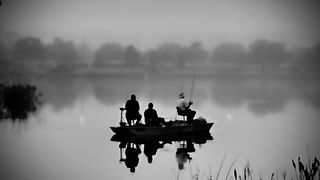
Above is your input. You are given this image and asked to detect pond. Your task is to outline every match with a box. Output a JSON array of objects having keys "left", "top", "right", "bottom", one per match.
[{"left": 0, "top": 76, "right": 319, "bottom": 180}]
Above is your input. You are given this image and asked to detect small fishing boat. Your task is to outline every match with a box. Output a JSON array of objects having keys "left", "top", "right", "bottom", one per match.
[
  {"left": 110, "top": 118, "right": 214, "bottom": 136},
  {"left": 111, "top": 130, "right": 213, "bottom": 144}
]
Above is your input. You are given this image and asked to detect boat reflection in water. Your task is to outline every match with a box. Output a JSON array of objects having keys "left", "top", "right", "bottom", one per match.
[{"left": 111, "top": 132, "right": 213, "bottom": 173}]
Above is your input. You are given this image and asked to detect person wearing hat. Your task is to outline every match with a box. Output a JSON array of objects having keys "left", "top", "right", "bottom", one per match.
[{"left": 176, "top": 92, "right": 196, "bottom": 123}]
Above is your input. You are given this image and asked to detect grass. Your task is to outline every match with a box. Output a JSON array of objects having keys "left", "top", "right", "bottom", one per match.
[
  {"left": 291, "top": 157, "right": 319, "bottom": 180},
  {"left": 179, "top": 156, "right": 319, "bottom": 180}
]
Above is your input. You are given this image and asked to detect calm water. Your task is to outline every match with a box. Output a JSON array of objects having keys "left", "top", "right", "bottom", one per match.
[{"left": 0, "top": 76, "right": 319, "bottom": 180}]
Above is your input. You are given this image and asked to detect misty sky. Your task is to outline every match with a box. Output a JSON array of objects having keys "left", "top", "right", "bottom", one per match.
[{"left": 0, "top": 0, "right": 319, "bottom": 49}]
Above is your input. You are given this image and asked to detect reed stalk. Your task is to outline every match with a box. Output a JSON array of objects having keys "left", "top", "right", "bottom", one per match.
[
  {"left": 225, "top": 155, "right": 239, "bottom": 180},
  {"left": 216, "top": 154, "right": 227, "bottom": 180}
]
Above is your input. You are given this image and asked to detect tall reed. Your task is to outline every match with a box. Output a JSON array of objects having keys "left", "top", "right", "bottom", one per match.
[{"left": 183, "top": 156, "right": 319, "bottom": 180}]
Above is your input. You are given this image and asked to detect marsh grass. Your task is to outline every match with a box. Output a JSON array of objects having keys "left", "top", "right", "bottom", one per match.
[
  {"left": 291, "top": 157, "right": 319, "bottom": 180},
  {"left": 0, "top": 83, "right": 41, "bottom": 120},
  {"left": 180, "top": 156, "right": 319, "bottom": 180}
]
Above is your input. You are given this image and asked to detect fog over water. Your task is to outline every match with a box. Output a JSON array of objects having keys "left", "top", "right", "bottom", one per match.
[
  {"left": 0, "top": 0, "right": 320, "bottom": 180},
  {"left": 1, "top": 76, "right": 320, "bottom": 180}
]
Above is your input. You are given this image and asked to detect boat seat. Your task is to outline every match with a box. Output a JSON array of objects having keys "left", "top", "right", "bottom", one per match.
[{"left": 176, "top": 107, "right": 186, "bottom": 121}]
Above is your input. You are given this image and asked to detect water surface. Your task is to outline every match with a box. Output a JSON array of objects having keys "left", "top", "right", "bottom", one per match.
[{"left": 0, "top": 76, "right": 319, "bottom": 180}]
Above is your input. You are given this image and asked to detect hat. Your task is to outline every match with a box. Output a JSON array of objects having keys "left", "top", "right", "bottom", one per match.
[{"left": 179, "top": 92, "right": 185, "bottom": 98}]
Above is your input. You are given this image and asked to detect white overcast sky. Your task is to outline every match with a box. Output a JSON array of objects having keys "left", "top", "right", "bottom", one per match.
[{"left": 0, "top": 0, "right": 319, "bottom": 49}]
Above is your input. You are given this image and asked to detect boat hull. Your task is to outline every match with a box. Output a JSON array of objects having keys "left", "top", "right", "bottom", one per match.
[
  {"left": 110, "top": 122, "right": 213, "bottom": 136},
  {"left": 111, "top": 131, "right": 213, "bottom": 144}
]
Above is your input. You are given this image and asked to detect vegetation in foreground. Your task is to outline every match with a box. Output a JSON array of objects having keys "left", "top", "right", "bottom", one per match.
[
  {"left": 0, "top": 83, "right": 41, "bottom": 120},
  {"left": 182, "top": 156, "right": 320, "bottom": 180}
]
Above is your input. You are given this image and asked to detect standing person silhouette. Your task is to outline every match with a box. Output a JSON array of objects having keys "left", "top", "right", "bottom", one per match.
[
  {"left": 125, "top": 94, "right": 142, "bottom": 126},
  {"left": 176, "top": 92, "right": 196, "bottom": 123}
]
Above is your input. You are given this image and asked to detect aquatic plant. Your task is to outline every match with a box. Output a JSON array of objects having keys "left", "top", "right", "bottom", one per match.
[
  {"left": 230, "top": 157, "right": 319, "bottom": 180},
  {"left": 0, "top": 83, "right": 41, "bottom": 120},
  {"left": 232, "top": 162, "right": 253, "bottom": 180},
  {"left": 184, "top": 156, "right": 320, "bottom": 180},
  {"left": 291, "top": 157, "right": 319, "bottom": 180}
]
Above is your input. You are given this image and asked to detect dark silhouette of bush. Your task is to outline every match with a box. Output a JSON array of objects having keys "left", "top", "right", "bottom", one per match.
[{"left": 0, "top": 84, "right": 40, "bottom": 120}]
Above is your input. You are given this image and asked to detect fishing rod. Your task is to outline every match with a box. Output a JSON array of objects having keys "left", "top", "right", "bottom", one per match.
[{"left": 189, "top": 64, "right": 196, "bottom": 103}]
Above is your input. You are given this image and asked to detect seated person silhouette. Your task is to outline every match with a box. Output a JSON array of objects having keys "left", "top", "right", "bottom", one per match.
[
  {"left": 144, "top": 102, "right": 167, "bottom": 126},
  {"left": 143, "top": 141, "right": 165, "bottom": 164},
  {"left": 176, "top": 92, "right": 196, "bottom": 123},
  {"left": 125, "top": 94, "right": 142, "bottom": 126},
  {"left": 124, "top": 143, "right": 141, "bottom": 173}
]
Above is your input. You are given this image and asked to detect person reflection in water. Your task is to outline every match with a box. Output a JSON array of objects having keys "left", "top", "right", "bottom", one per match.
[
  {"left": 125, "top": 94, "right": 142, "bottom": 126},
  {"left": 144, "top": 102, "right": 167, "bottom": 126},
  {"left": 143, "top": 141, "right": 166, "bottom": 164},
  {"left": 175, "top": 141, "right": 195, "bottom": 170},
  {"left": 176, "top": 92, "right": 196, "bottom": 123},
  {"left": 124, "top": 143, "right": 141, "bottom": 173}
]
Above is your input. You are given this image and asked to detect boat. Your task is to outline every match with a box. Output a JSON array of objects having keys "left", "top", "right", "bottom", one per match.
[
  {"left": 111, "top": 131, "right": 213, "bottom": 144},
  {"left": 111, "top": 126, "right": 213, "bottom": 173},
  {"left": 110, "top": 118, "right": 214, "bottom": 136}
]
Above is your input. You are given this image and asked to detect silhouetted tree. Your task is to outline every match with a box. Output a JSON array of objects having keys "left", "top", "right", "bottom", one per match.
[
  {"left": 290, "top": 42, "right": 320, "bottom": 73},
  {"left": 182, "top": 42, "right": 207, "bottom": 65},
  {"left": 47, "top": 38, "right": 78, "bottom": 64},
  {"left": 144, "top": 49, "right": 158, "bottom": 70},
  {"left": 94, "top": 43, "right": 124, "bottom": 66},
  {"left": 147, "top": 42, "right": 207, "bottom": 68},
  {"left": 151, "top": 43, "right": 184, "bottom": 67},
  {"left": 211, "top": 43, "right": 246, "bottom": 69},
  {"left": 13, "top": 37, "right": 47, "bottom": 60},
  {"left": 247, "top": 39, "right": 287, "bottom": 71},
  {"left": 304, "top": 43, "right": 320, "bottom": 70},
  {"left": 0, "top": 41, "right": 11, "bottom": 73},
  {"left": 75, "top": 42, "right": 94, "bottom": 64},
  {"left": 124, "top": 45, "right": 140, "bottom": 66},
  {"left": 145, "top": 49, "right": 158, "bottom": 67},
  {"left": 190, "top": 42, "right": 207, "bottom": 60},
  {"left": 0, "top": 40, "right": 6, "bottom": 57},
  {"left": 11, "top": 37, "right": 49, "bottom": 73}
]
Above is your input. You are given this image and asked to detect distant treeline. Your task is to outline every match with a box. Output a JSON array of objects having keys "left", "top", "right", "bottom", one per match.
[{"left": 0, "top": 36, "right": 320, "bottom": 76}]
